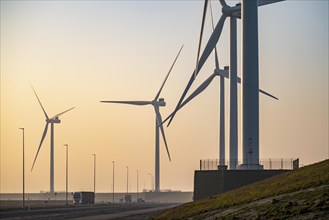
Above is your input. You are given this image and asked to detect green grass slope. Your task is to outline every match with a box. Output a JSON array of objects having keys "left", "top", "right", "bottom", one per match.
[{"left": 153, "top": 159, "right": 329, "bottom": 219}]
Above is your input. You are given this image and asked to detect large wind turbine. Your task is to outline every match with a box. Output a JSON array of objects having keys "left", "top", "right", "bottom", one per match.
[
  {"left": 101, "top": 45, "right": 183, "bottom": 192},
  {"left": 169, "top": 0, "right": 285, "bottom": 126},
  {"left": 167, "top": 0, "right": 284, "bottom": 169},
  {"left": 223, "top": 0, "right": 284, "bottom": 169},
  {"left": 31, "top": 86, "right": 75, "bottom": 193},
  {"left": 162, "top": 1, "right": 278, "bottom": 169}
]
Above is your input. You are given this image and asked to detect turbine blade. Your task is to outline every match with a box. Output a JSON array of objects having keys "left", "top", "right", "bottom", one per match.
[
  {"left": 214, "top": 49, "right": 220, "bottom": 70},
  {"left": 209, "top": 0, "right": 220, "bottom": 70},
  {"left": 154, "top": 44, "right": 184, "bottom": 101},
  {"left": 236, "top": 77, "right": 278, "bottom": 100},
  {"left": 258, "top": 0, "right": 285, "bottom": 7},
  {"left": 162, "top": 112, "right": 173, "bottom": 127},
  {"left": 215, "top": 68, "right": 229, "bottom": 78},
  {"left": 162, "top": 73, "right": 217, "bottom": 126},
  {"left": 259, "top": 89, "right": 279, "bottom": 100},
  {"left": 182, "top": 73, "right": 217, "bottom": 107},
  {"left": 154, "top": 107, "right": 171, "bottom": 161},
  {"left": 194, "top": 0, "right": 208, "bottom": 79},
  {"left": 31, "top": 123, "right": 49, "bottom": 171},
  {"left": 100, "top": 100, "right": 152, "bottom": 106},
  {"left": 168, "top": 15, "right": 227, "bottom": 127},
  {"left": 209, "top": 0, "right": 215, "bottom": 31},
  {"left": 219, "top": 0, "right": 229, "bottom": 8},
  {"left": 202, "top": 15, "right": 226, "bottom": 73},
  {"left": 31, "top": 85, "right": 49, "bottom": 119},
  {"left": 50, "top": 107, "right": 75, "bottom": 119}
]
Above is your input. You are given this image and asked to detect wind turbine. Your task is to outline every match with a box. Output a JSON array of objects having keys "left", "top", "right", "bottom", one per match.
[
  {"left": 167, "top": 0, "right": 284, "bottom": 169},
  {"left": 162, "top": 1, "right": 278, "bottom": 169},
  {"left": 31, "top": 86, "right": 75, "bottom": 193},
  {"left": 167, "top": 0, "right": 285, "bottom": 125},
  {"left": 101, "top": 45, "right": 183, "bottom": 192},
  {"left": 223, "top": 0, "right": 284, "bottom": 169}
]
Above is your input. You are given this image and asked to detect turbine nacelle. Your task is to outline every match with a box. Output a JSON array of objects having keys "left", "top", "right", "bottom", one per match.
[
  {"left": 222, "top": 0, "right": 285, "bottom": 18},
  {"left": 215, "top": 66, "right": 229, "bottom": 77},
  {"left": 46, "top": 118, "right": 61, "bottom": 123},
  {"left": 221, "top": 0, "right": 240, "bottom": 17},
  {"left": 153, "top": 98, "right": 166, "bottom": 107}
]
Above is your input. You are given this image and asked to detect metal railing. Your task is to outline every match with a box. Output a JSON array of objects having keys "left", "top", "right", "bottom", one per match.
[{"left": 200, "top": 158, "right": 299, "bottom": 170}]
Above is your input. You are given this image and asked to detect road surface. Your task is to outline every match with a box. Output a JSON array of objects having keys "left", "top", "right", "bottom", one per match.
[{"left": 0, "top": 203, "right": 178, "bottom": 219}]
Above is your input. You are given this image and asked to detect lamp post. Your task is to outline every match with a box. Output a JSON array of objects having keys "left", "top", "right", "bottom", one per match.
[
  {"left": 147, "top": 173, "right": 153, "bottom": 191},
  {"left": 126, "top": 166, "right": 129, "bottom": 194},
  {"left": 64, "top": 144, "right": 68, "bottom": 207},
  {"left": 112, "top": 161, "right": 115, "bottom": 204},
  {"left": 92, "top": 154, "right": 96, "bottom": 194},
  {"left": 136, "top": 170, "right": 139, "bottom": 201},
  {"left": 147, "top": 173, "right": 154, "bottom": 202},
  {"left": 19, "top": 128, "right": 25, "bottom": 208}
]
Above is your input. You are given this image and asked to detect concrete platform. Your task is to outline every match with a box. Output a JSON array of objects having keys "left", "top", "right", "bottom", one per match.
[{"left": 193, "top": 169, "right": 290, "bottom": 200}]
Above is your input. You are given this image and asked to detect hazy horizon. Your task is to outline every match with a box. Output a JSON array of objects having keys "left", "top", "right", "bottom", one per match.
[{"left": 1, "top": 0, "right": 328, "bottom": 193}]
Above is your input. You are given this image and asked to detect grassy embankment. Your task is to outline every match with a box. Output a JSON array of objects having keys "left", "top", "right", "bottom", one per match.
[{"left": 154, "top": 159, "right": 329, "bottom": 219}]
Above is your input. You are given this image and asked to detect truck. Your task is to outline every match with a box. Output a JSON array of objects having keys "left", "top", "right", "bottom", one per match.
[
  {"left": 124, "top": 194, "right": 132, "bottom": 203},
  {"left": 73, "top": 191, "right": 95, "bottom": 205}
]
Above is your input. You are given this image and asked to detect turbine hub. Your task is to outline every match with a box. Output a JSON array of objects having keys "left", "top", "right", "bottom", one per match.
[
  {"left": 153, "top": 99, "right": 166, "bottom": 107},
  {"left": 47, "top": 118, "right": 61, "bottom": 123},
  {"left": 215, "top": 68, "right": 229, "bottom": 78},
  {"left": 158, "top": 98, "right": 166, "bottom": 107}
]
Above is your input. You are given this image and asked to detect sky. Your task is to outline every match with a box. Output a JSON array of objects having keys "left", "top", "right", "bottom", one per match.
[{"left": 1, "top": 0, "right": 328, "bottom": 193}]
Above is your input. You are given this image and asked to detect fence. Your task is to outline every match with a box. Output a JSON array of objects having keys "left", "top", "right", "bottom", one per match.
[{"left": 200, "top": 158, "right": 299, "bottom": 170}]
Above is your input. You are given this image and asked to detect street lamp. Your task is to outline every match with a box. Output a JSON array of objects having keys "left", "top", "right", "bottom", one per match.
[
  {"left": 126, "top": 166, "right": 129, "bottom": 194},
  {"left": 19, "top": 128, "right": 25, "bottom": 208},
  {"left": 112, "top": 161, "right": 115, "bottom": 204},
  {"left": 92, "top": 154, "right": 96, "bottom": 194},
  {"left": 64, "top": 144, "right": 68, "bottom": 207},
  {"left": 136, "top": 170, "right": 139, "bottom": 201},
  {"left": 148, "top": 173, "right": 153, "bottom": 192}
]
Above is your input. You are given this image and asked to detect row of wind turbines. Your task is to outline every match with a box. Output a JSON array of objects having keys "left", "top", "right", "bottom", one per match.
[
  {"left": 166, "top": 0, "right": 285, "bottom": 170},
  {"left": 29, "top": 46, "right": 183, "bottom": 194},
  {"left": 31, "top": 0, "right": 285, "bottom": 193}
]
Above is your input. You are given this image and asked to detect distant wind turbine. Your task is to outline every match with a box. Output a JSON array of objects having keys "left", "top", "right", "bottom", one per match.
[
  {"left": 31, "top": 86, "right": 75, "bottom": 194},
  {"left": 101, "top": 45, "right": 183, "bottom": 192}
]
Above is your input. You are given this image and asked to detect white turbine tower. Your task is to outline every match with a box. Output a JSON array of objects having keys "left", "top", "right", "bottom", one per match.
[
  {"left": 101, "top": 45, "right": 183, "bottom": 192},
  {"left": 31, "top": 86, "right": 75, "bottom": 193},
  {"left": 222, "top": 0, "right": 285, "bottom": 169}
]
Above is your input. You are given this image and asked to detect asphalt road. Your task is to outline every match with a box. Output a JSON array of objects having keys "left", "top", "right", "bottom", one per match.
[{"left": 0, "top": 203, "right": 178, "bottom": 219}]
